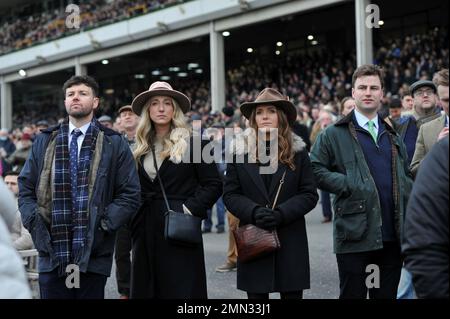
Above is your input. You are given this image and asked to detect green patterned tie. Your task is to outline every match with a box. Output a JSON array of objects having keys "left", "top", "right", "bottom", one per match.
[{"left": 367, "top": 120, "right": 377, "bottom": 144}]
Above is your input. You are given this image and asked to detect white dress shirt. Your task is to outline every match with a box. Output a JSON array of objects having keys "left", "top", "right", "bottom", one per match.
[
  {"left": 68, "top": 121, "right": 91, "bottom": 159},
  {"left": 354, "top": 109, "right": 379, "bottom": 137}
]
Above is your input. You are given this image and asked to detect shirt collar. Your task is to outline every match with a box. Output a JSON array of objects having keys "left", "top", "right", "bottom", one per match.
[
  {"left": 354, "top": 109, "right": 379, "bottom": 130},
  {"left": 69, "top": 121, "right": 91, "bottom": 136}
]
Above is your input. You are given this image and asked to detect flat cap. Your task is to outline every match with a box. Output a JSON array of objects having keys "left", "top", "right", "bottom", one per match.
[{"left": 409, "top": 80, "right": 436, "bottom": 95}]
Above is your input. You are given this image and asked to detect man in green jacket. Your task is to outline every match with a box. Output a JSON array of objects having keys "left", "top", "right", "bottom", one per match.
[{"left": 310, "top": 64, "right": 413, "bottom": 299}]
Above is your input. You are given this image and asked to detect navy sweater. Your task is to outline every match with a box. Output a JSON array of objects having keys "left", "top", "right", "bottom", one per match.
[
  {"left": 353, "top": 116, "right": 396, "bottom": 242},
  {"left": 399, "top": 116, "right": 418, "bottom": 165}
]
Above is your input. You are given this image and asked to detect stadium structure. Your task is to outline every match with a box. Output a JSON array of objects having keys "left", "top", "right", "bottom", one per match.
[{"left": 0, "top": 0, "right": 448, "bottom": 129}]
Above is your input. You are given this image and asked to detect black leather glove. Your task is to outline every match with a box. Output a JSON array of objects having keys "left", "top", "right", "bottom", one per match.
[
  {"left": 261, "top": 209, "right": 283, "bottom": 229},
  {"left": 252, "top": 207, "right": 271, "bottom": 228},
  {"left": 253, "top": 207, "right": 283, "bottom": 230}
]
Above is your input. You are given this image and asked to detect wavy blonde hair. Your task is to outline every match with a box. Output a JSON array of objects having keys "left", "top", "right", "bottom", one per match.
[
  {"left": 249, "top": 106, "right": 296, "bottom": 171},
  {"left": 133, "top": 98, "right": 189, "bottom": 162}
]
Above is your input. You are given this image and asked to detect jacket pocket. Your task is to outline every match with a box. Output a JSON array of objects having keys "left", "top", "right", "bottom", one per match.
[
  {"left": 335, "top": 199, "right": 367, "bottom": 241},
  {"left": 30, "top": 213, "right": 52, "bottom": 253}
]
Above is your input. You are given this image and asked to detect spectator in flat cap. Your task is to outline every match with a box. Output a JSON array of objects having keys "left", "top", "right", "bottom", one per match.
[
  {"left": 395, "top": 79, "right": 441, "bottom": 166},
  {"left": 388, "top": 98, "right": 403, "bottom": 124},
  {"left": 118, "top": 105, "right": 140, "bottom": 146},
  {"left": 36, "top": 120, "right": 49, "bottom": 133},
  {"left": 410, "top": 79, "right": 441, "bottom": 127},
  {"left": 410, "top": 69, "right": 449, "bottom": 177},
  {"left": 114, "top": 104, "right": 140, "bottom": 299},
  {"left": 98, "top": 115, "right": 113, "bottom": 129}
]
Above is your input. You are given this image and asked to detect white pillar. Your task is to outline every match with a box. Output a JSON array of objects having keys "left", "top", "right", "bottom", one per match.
[
  {"left": 75, "top": 56, "right": 87, "bottom": 75},
  {"left": 355, "top": 0, "right": 374, "bottom": 66},
  {"left": 209, "top": 21, "right": 226, "bottom": 113},
  {"left": 0, "top": 77, "right": 13, "bottom": 130}
]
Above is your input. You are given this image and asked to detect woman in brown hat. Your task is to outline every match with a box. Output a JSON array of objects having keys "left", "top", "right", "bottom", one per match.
[
  {"left": 223, "top": 88, "right": 319, "bottom": 299},
  {"left": 129, "top": 81, "right": 222, "bottom": 299}
]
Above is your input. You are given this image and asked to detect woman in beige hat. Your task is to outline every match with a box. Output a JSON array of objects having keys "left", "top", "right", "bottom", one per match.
[
  {"left": 129, "top": 81, "right": 222, "bottom": 299},
  {"left": 223, "top": 88, "right": 319, "bottom": 299}
]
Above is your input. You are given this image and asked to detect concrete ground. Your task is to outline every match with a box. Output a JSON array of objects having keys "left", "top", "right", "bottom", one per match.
[{"left": 105, "top": 197, "right": 339, "bottom": 299}]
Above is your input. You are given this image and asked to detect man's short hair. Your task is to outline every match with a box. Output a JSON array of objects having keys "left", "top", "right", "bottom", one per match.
[
  {"left": 62, "top": 75, "right": 99, "bottom": 97},
  {"left": 389, "top": 98, "right": 402, "bottom": 109},
  {"left": 3, "top": 170, "right": 19, "bottom": 178},
  {"left": 401, "top": 89, "right": 412, "bottom": 99},
  {"left": 352, "top": 64, "right": 385, "bottom": 89},
  {"left": 433, "top": 69, "right": 449, "bottom": 87}
]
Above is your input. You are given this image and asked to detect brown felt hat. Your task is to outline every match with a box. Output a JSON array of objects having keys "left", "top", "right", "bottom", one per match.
[{"left": 240, "top": 88, "right": 296, "bottom": 126}]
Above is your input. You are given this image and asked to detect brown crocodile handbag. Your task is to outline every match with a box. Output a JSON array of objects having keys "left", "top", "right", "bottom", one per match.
[{"left": 233, "top": 171, "right": 286, "bottom": 263}]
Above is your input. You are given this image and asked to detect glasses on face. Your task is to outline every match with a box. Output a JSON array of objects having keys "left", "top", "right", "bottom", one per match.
[{"left": 414, "top": 89, "right": 435, "bottom": 97}]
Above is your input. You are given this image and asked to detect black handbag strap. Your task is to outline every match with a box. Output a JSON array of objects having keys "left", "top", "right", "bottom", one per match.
[{"left": 151, "top": 145, "right": 172, "bottom": 212}]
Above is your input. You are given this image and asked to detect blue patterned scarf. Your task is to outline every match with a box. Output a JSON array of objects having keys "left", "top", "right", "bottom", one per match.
[{"left": 52, "top": 118, "right": 99, "bottom": 275}]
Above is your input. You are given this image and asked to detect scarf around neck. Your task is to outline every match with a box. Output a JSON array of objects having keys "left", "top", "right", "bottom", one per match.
[{"left": 51, "top": 118, "right": 99, "bottom": 275}]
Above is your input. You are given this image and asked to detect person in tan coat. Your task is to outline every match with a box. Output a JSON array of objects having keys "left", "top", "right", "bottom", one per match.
[{"left": 410, "top": 69, "right": 449, "bottom": 177}]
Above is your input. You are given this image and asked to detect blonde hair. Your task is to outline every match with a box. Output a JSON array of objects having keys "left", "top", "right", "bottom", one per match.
[
  {"left": 249, "top": 107, "right": 296, "bottom": 171},
  {"left": 133, "top": 98, "right": 189, "bottom": 162}
]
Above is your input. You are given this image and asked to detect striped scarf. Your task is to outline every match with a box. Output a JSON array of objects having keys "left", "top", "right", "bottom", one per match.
[{"left": 52, "top": 119, "right": 99, "bottom": 275}]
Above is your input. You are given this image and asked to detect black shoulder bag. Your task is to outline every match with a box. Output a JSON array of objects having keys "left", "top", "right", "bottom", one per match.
[{"left": 151, "top": 146, "right": 202, "bottom": 246}]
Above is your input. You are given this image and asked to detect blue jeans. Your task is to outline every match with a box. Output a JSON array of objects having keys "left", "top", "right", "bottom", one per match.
[
  {"left": 397, "top": 267, "right": 416, "bottom": 299},
  {"left": 204, "top": 196, "right": 225, "bottom": 230}
]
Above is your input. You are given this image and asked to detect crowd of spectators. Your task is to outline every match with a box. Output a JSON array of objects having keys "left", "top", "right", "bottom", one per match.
[
  {"left": 5, "top": 27, "right": 449, "bottom": 134},
  {"left": 0, "top": 0, "right": 186, "bottom": 55}
]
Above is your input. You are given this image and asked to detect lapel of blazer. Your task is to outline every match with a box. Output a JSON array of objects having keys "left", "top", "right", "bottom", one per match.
[{"left": 243, "top": 163, "right": 271, "bottom": 203}]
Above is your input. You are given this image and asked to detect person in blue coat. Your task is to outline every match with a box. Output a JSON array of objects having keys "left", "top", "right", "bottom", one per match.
[{"left": 18, "top": 75, "right": 140, "bottom": 299}]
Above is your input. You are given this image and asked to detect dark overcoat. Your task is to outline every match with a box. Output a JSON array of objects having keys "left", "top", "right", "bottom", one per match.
[
  {"left": 130, "top": 137, "right": 222, "bottom": 298},
  {"left": 223, "top": 133, "right": 318, "bottom": 293}
]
